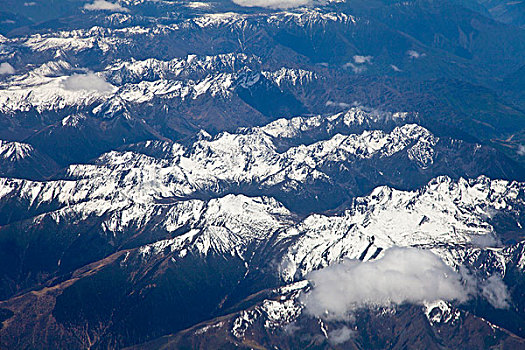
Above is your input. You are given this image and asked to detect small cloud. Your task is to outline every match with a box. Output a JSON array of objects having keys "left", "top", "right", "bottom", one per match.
[
  {"left": 232, "top": 0, "right": 310, "bottom": 9},
  {"left": 407, "top": 50, "right": 425, "bottom": 59},
  {"left": 391, "top": 64, "right": 402, "bottom": 72},
  {"left": 0, "top": 62, "right": 15, "bottom": 75},
  {"left": 84, "top": 0, "right": 129, "bottom": 12},
  {"left": 517, "top": 145, "right": 525, "bottom": 156},
  {"left": 353, "top": 55, "right": 372, "bottom": 64},
  {"left": 185, "top": 1, "right": 211, "bottom": 8},
  {"left": 62, "top": 72, "right": 114, "bottom": 92},
  {"left": 328, "top": 326, "right": 355, "bottom": 345},
  {"left": 24, "top": 2, "right": 37, "bottom": 6},
  {"left": 343, "top": 62, "right": 366, "bottom": 74}
]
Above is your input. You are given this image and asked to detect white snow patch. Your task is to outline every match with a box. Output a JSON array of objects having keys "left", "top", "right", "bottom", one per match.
[{"left": 424, "top": 300, "right": 460, "bottom": 325}]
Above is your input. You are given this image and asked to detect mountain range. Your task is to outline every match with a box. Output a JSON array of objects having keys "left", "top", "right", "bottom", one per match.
[{"left": 0, "top": 0, "right": 525, "bottom": 349}]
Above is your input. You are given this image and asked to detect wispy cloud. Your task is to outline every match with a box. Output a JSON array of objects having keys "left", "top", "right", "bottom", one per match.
[
  {"left": 232, "top": 0, "right": 310, "bottom": 9},
  {"left": 62, "top": 72, "right": 114, "bottom": 92},
  {"left": 326, "top": 100, "right": 352, "bottom": 109},
  {"left": 482, "top": 275, "right": 510, "bottom": 309},
  {"left": 0, "top": 63, "right": 15, "bottom": 75},
  {"left": 84, "top": 0, "right": 129, "bottom": 12}
]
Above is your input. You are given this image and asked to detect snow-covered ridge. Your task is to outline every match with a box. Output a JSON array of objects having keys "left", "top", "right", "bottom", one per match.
[
  {"left": 278, "top": 175, "right": 522, "bottom": 281},
  {"left": 257, "top": 107, "right": 411, "bottom": 139},
  {"left": 191, "top": 8, "right": 358, "bottom": 28},
  {"left": 121, "top": 175, "right": 523, "bottom": 287},
  {"left": 261, "top": 67, "right": 317, "bottom": 87},
  {"left": 267, "top": 8, "right": 358, "bottom": 26},
  {"left": 0, "top": 7, "right": 361, "bottom": 60},
  {"left": 0, "top": 72, "right": 115, "bottom": 113},
  {"left": 0, "top": 140, "right": 58, "bottom": 179},
  {"left": 2, "top": 171, "right": 521, "bottom": 274},
  {"left": 0, "top": 109, "right": 521, "bottom": 290},
  {"left": 60, "top": 122, "right": 436, "bottom": 199},
  {"left": 105, "top": 53, "right": 261, "bottom": 84},
  {"left": 0, "top": 112, "right": 430, "bottom": 208},
  {"left": 192, "top": 12, "right": 248, "bottom": 28},
  {"left": 26, "top": 60, "right": 73, "bottom": 78},
  {"left": 0, "top": 111, "right": 521, "bottom": 273},
  {"left": 0, "top": 108, "right": 434, "bottom": 235},
  {"left": 0, "top": 53, "right": 316, "bottom": 113},
  {"left": 137, "top": 194, "right": 294, "bottom": 257},
  {"left": 20, "top": 26, "right": 141, "bottom": 54}
]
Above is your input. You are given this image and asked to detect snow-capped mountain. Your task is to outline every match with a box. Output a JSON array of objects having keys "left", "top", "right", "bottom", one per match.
[
  {"left": 1, "top": 108, "right": 525, "bottom": 348},
  {"left": 1, "top": 0, "right": 525, "bottom": 349},
  {"left": 0, "top": 140, "right": 58, "bottom": 179},
  {"left": 1, "top": 171, "right": 524, "bottom": 348}
]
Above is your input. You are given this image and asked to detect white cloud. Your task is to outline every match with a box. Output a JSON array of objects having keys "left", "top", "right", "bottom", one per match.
[
  {"left": 301, "top": 247, "right": 510, "bottom": 321},
  {"left": 185, "top": 1, "right": 211, "bottom": 8},
  {"left": 84, "top": 0, "right": 129, "bottom": 12},
  {"left": 407, "top": 50, "right": 425, "bottom": 59},
  {"left": 470, "top": 233, "right": 499, "bottom": 248},
  {"left": 344, "top": 55, "right": 372, "bottom": 73},
  {"left": 391, "top": 64, "right": 402, "bottom": 72},
  {"left": 0, "top": 63, "right": 15, "bottom": 75},
  {"left": 482, "top": 276, "right": 510, "bottom": 309},
  {"left": 517, "top": 145, "right": 525, "bottom": 156},
  {"left": 326, "top": 100, "right": 352, "bottom": 109},
  {"left": 353, "top": 55, "right": 372, "bottom": 64},
  {"left": 231, "top": 0, "right": 310, "bottom": 9},
  {"left": 24, "top": 2, "right": 37, "bottom": 6},
  {"left": 328, "top": 326, "right": 355, "bottom": 345},
  {"left": 62, "top": 72, "right": 114, "bottom": 92},
  {"left": 343, "top": 62, "right": 366, "bottom": 74}
]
